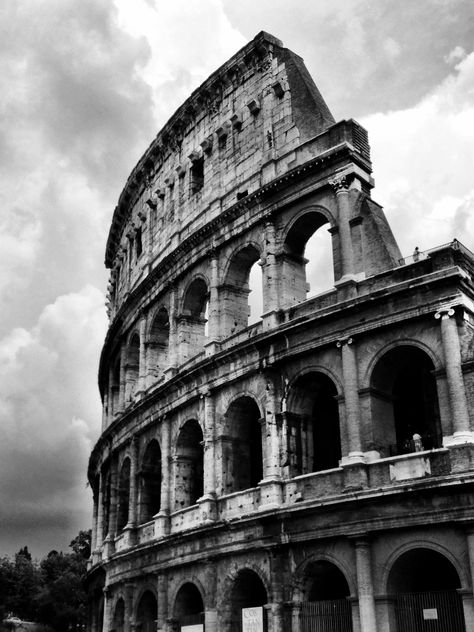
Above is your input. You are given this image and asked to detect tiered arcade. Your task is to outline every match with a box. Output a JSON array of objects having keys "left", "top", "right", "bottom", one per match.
[{"left": 87, "top": 32, "right": 474, "bottom": 632}]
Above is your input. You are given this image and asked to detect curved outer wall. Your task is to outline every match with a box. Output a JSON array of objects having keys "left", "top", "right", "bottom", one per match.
[{"left": 88, "top": 32, "right": 474, "bottom": 632}]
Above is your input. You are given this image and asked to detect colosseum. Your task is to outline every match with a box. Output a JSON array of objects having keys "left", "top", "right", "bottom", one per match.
[{"left": 86, "top": 32, "right": 474, "bottom": 632}]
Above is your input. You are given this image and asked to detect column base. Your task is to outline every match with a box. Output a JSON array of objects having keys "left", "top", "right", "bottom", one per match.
[
  {"left": 341, "top": 455, "right": 368, "bottom": 491},
  {"left": 340, "top": 451, "right": 366, "bottom": 466},
  {"left": 102, "top": 535, "right": 115, "bottom": 559},
  {"left": 164, "top": 366, "right": 177, "bottom": 379},
  {"left": 204, "top": 340, "right": 221, "bottom": 356},
  {"left": 258, "top": 478, "right": 283, "bottom": 509},
  {"left": 154, "top": 512, "right": 170, "bottom": 537},
  {"left": 122, "top": 525, "right": 137, "bottom": 547},
  {"left": 197, "top": 494, "right": 217, "bottom": 522},
  {"left": 262, "top": 309, "right": 284, "bottom": 331}
]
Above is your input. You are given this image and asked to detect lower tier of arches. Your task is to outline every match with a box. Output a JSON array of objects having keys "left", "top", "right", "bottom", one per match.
[{"left": 88, "top": 524, "right": 474, "bottom": 632}]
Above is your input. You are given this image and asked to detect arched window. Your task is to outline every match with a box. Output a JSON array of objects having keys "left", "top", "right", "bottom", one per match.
[
  {"left": 173, "top": 583, "right": 204, "bottom": 629},
  {"left": 286, "top": 372, "right": 341, "bottom": 476},
  {"left": 223, "top": 397, "right": 263, "bottom": 494},
  {"left": 125, "top": 334, "right": 140, "bottom": 402},
  {"left": 174, "top": 420, "right": 204, "bottom": 509},
  {"left": 148, "top": 307, "right": 169, "bottom": 383},
  {"left": 388, "top": 549, "right": 465, "bottom": 632},
  {"left": 138, "top": 440, "right": 162, "bottom": 524},
  {"left": 180, "top": 278, "right": 209, "bottom": 361},
  {"left": 136, "top": 591, "right": 157, "bottom": 632},
  {"left": 222, "top": 245, "right": 262, "bottom": 337},
  {"left": 282, "top": 211, "right": 332, "bottom": 307},
  {"left": 370, "top": 346, "right": 441, "bottom": 457},
  {"left": 117, "top": 458, "right": 131, "bottom": 532}
]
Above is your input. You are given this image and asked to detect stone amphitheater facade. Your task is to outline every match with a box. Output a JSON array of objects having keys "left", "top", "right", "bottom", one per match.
[{"left": 87, "top": 32, "right": 474, "bottom": 632}]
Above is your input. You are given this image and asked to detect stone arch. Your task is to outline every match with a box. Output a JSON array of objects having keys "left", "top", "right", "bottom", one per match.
[
  {"left": 112, "top": 597, "right": 125, "bottom": 632},
  {"left": 368, "top": 343, "right": 442, "bottom": 456},
  {"left": 286, "top": 369, "right": 342, "bottom": 476},
  {"left": 172, "top": 581, "right": 205, "bottom": 628},
  {"left": 135, "top": 589, "right": 157, "bottom": 632},
  {"left": 138, "top": 439, "right": 162, "bottom": 524},
  {"left": 292, "top": 553, "right": 356, "bottom": 600},
  {"left": 221, "top": 242, "right": 263, "bottom": 336},
  {"left": 125, "top": 331, "right": 140, "bottom": 402},
  {"left": 179, "top": 276, "right": 209, "bottom": 361},
  {"left": 385, "top": 544, "right": 467, "bottom": 632},
  {"left": 147, "top": 306, "right": 169, "bottom": 382},
  {"left": 222, "top": 566, "right": 269, "bottom": 632},
  {"left": 281, "top": 206, "right": 335, "bottom": 305},
  {"left": 382, "top": 539, "right": 469, "bottom": 593},
  {"left": 174, "top": 419, "right": 204, "bottom": 509},
  {"left": 222, "top": 395, "right": 263, "bottom": 494},
  {"left": 116, "top": 456, "right": 131, "bottom": 531}
]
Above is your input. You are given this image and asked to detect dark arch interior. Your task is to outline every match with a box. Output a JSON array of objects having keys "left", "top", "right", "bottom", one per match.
[
  {"left": 136, "top": 591, "right": 157, "bottom": 632},
  {"left": 285, "top": 212, "right": 329, "bottom": 258},
  {"left": 305, "top": 561, "right": 350, "bottom": 600},
  {"left": 288, "top": 372, "right": 341, "bottom": 475},
  {"left": 113, "top": 598, "right": 125, "bottom": 632},
  {"left": 175, "top": 420, "right": 204, "bottom": 509},
  {"left": 371, "top": 346, "right": 441, "bottom": 456},
  {"left": 388, "top": 549, "right": 461, "bottom": 593},
  {"left": 231, "top": 569, "right": 267, "bottom": 610},
  {"left": 139, "top": 440, "right": 162, "bottom": 523},
  {"left": 183, "top": 278, "right": 209, "bottom": 318},
  {"left": 225, "top": 397, "right": 263, "bottom": 493},
  {"left": 174, "top": 583, "right": 204, "bottom": 624},
  {"left": 117, "top": 458, "right": 131, "bottom": 531}
]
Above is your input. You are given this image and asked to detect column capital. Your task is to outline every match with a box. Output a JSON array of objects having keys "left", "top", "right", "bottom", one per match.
[
  {"left": 435, "top": 307, "right": 456, "bottom": 320},
  {"left": 336, "top": 336, "right": 354, "bottom": 348},
  {"left": 329, "top": 173, "right": 351, "bottom": 193}
]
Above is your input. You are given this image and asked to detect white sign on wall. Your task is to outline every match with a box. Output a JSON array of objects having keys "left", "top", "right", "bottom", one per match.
[
  {"left": 181, "top": 625, "right": 204, "bottom": 632},
  {"left": 423, "top": 608, "right": 438, "bottom": 620},
  {"left": 242, "top": 606, "right": 264, "bottom": 632}
]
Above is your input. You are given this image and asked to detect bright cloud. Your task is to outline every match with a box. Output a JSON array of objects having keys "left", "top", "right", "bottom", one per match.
[{"left": 0, "top": 285, "right": 107, "bottom": 556}]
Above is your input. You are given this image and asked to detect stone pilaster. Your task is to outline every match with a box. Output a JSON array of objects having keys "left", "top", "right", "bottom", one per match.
[
  {"left": 199, "top": 391, "right": 217, "bottom": 521},
  {"left": 337, "top": 338, "right": 364, "bottom": 462},
  {"left": 165, "top": 285, "right": 178, "bottom": 375},
  {"left": 137, "top": 316, "right": 147, "bottom": 395},
  {"left": 157, "top": 574, "right": 168, "bottom": 632},
  {"left": 119, "top": 352, "right": 126, "bottom": 411},
  {"left": 354, "top": 538, "right": 377, "bottom": 632},
  {"left": 125, "top": 437, "right": 138, "bottom": 539},
  {"left": 103, "top": 456, "right": 118, "bottom": 558},
  {"left": 102, "top": 586, "right": 112, "bottom": 632},
  {"left": 436, "top": 308, "right": 473, "bottom": 444},
  {"left": 95, "top": 470, "right": 105, "bottom": 550},
  {"left": 155, "top": 416, "right": 171, "bottom": 536},
  {"left": 124, "top": 581, "right": 135, "bottom": 632},
  {"left": 206, "top": 250, "right": 221, "bottom": 347},
  {"left": 259, "top": 371, "right": 283, "bottom": 508},
  {"left": 262, "top": 217, "right": 280, "bottom": 330},
  {"left": 330, "top": 175, "right": 355, "bottom": 281}
]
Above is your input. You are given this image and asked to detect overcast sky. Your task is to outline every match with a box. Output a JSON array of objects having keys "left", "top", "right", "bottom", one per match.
[{"left": 1, "top": 0, "right": 473, "bottom": 558}]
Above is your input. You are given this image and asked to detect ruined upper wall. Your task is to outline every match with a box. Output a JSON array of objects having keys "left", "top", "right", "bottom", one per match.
[{"left": 105, "top": 32, "right": 336, "bottom": 276}]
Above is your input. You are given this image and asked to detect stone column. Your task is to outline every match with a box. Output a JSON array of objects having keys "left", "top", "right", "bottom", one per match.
[
  {"left": 203, "top": 561, "right": 218, "bottom": 632},
  {"left": 155, "top": 416, "right": 171, "bottom": 536},
  {"left": 198, "top": 392, "right": 217, "bottom": 521},
  {"left": 137, "top": 316, "right": 147, "bottom": 394},
  {"left": 337, "top": 338, "right": 364, "bottom": 462},
  {"left": 96, "top": 470, "right": 105, "bottom": 550},
  {"left": 126, "top": 437, "right": 138, "bottom": 540},
  {"left": 435, "top": 308, "right": 473, "bottom": 443},
  {"left": 206, "top": 250, "right": 221, "bottom": 349},
  {"left": 354, "top": 538, "right": 377, "bottom": 632},
  {"left": 124, "top": 581, "right": 135, "bottom": 632},
  {"left": 291, "top": 603, "right": 302, "bottom": 632},
  {"left": 104, "top": 456, "right": 118, "bottom": 558},
  {"left": 119, "top": 351, "right": 126, "bottom": 412},
  {"left": 157, "top": 574, "right": 168, "bottom": 632},
  {"left": 165, "top": 285, "right": 178, "bottom": 375},
  {"left": 102, "top": 586, "right": 112, "bottom": 632},
  {"left": 259, "top": 372, "right": 283, "bottom": 509},
  {"left": 330, "top": 175, "right": 355, "bottom": 281},
  {"left": 262, "top": 217, "right": 280, "bottom": 330},
  {"left": 90, "top": 484, "right": 98, "bottom": 561}
]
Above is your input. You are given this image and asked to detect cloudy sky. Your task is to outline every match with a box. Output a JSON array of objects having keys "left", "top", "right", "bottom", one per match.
[{"left": 1, "top": 0, "right": 473, "bottom": 558}]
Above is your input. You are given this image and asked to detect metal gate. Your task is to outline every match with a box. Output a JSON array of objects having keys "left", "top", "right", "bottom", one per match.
[
  {"left": 395, "top": 590, "right": 466, "bottom": 632},
  {"left": 300, "top": 599, "right": 353, "bottom": 632}
]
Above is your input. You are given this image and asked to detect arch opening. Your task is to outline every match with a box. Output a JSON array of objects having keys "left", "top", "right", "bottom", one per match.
[
  {"left": 222, "top": 245, "right": 261, "bottom": 337},
  {"left": 282, "top": 211, "right": 332, "bottom": 307},
  {"left": 148, "top": 307, "right": 169, "bottom": 383},
  {"left": 228, "top": 569, "right": 267, "bottom": 632},
  {"left": 388, "top": 548, "right": 465, "bottom": 632},
  {"left": 117, "top": 458, "right": 131, "bottom": 532},
  {"left": 286, "top": 372, "right": 341, "bottom": 476},
  {"left": 113, "top": 599, "right": 125, "bottom": 632},
  {"left": 370, "top": 346, "right": 441, "bottom": 457},
  {"left": 173, "top": 583, "right": 204, "bottom": 628},
  {"left": 138, "top": 439, "right": 162, "bottom": 524},
  {"left": 174, "top": 420, "right": 204, "bottom": 509},
  {"left": 180, "top": 278, "right": 209, "bottom": 360},
  {"left": 136, "top": 591, "right": 157, "bottom": 632},
  {"left": 223, "top": 397, "right": 263, "bottom": 494}
]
